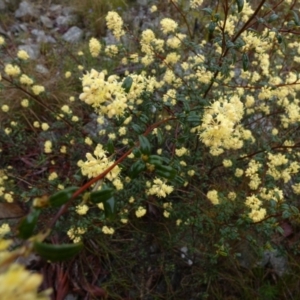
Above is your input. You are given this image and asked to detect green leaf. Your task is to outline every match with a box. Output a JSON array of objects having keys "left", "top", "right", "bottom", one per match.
[
  {"left": 132, "top": 124, "right": 144, "bottom": 134},
  {"left": 155, "top": 165, "right": 176, "bottom": 180},
  {"left": 103, "top": 197, "right": 116, "bottom": 219},
  {"left": 292, "top": 10, "right": 300, "bottom": 26},
  {"left": 187, "top": 113, "right": 200, "bottom": 123},
  {"left": 129, "top": 160, "right": 146, "bottom": 178},
  {"left": 90, "top": 186, "right": 114, "bottom": 203},
  {"left": 121, "top": 76, "right": 133, "bottom": 93},
  {"left": 172, "top": 175, "right": 185, "bottom": 186},
  {"left": 268, "top": 13, "right": 279, "bottom": 23},
  {"left": 138, "top": 135, "right": 151, "bottom": 155},
  {"left": 235, "top": 0, "right": 244, "bottom": 13},
  {"left": 139, "top": 114, "right": 149, "bottom": 124},
  {"left": 148, "top": 155, "right": 164, "bottom": 167},
  {"left": 242, "top": 53, "right": 249, "bottom": 71},
  {"left": 48, "top": 187, "right": 78, "bottom": 208},
  {"left": 33, "top": 242, "right": 83, "bottom": 262},
  {"left": 106, "top": 139, "right": 114, "bottom": 154},
  {"left": 208, "top": 22, "right": 216, "bottom": 34},
  {"left": 18, "top": 209, "right": 40, "bottom": 239},
  {"left": 202, "top": 7, "right": 213, "bottom": 15}
]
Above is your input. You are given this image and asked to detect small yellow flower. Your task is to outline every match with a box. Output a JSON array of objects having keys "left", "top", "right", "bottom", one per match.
[
  {"left": 207, "top": 190, "right": 219, "bottom": 205},
  {"left": 150, "top": 5, "right": 157, "bottom": 13},
  {"left": 48, "top": 172, "right": 58, "bottom": 181},
  {"left": 41, "top": 123, "right": 49, "bottom": 131},
  {"left": 21, "top": 99, "right": 29, "bottom": 107},
  {"left": 135, "top": 206, "right": 147, "bottom": 218},
  {"left": 65, "top": 71, "right": 71, "bottom": 78},
  {"left": 0, "top": 223, "right": 10, "bottom": 235},
  {"left": 17, "top": 49, "right": 30, "bottom": 60},
  {"left": 89, "top": 37, "right": 101, "bottom": 57},
  {"left": 1, "top": 105, "right": 9, "bottom": 112},
  {"left": 76, "top": 204, "right": 89, "bottom": 215},
  {"left": 33, "top": 121, "right": 40, "bottom": 128},
  {"left": 60, "top": 146, "right": 67, "bottom": 153},
  {"left": 32, "top": 85, "right": 45, "bottom": 95},
  {"left": 102, "top": 225, "right": 115, "bottom": 235}
]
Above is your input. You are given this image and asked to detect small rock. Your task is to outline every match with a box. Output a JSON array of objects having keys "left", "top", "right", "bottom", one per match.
[
  {"left": 18, "top": 44, "right": 40, "bottom": 60},
  {"left": 55, "top": 15, "right": 74, "bottom": 27},
  {"left": 15, "top": 1, "right": 38, "bottom": 21},
  {"left": 40, "top": 15, "right": 53, "bottom": 29},
  {"left": 62, "top": 26, "right": 83, "bottom": 43},
  {"left": 31, "top": 29, "right": 55, "bottom": 43},
  {"left": 0, "top": 0, "right": 6, "bottom": 10},
  {"left": 35, "top": 64, "right": 49, "bottom": 74}
]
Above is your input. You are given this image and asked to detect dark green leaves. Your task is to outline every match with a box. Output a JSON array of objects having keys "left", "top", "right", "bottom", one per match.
[
  {"left": 129, "top": 160, "right": 146, "bottom": 178},
  {"left": 122, "top": 76, "right": 133, "bottom": 93},
  {"left": 242, "top": 53, "right": 249, "bottom": 71},
  {"left": 33, "top": 242, "right": 83, "bottom": 262},
  {"left": 90, "top": 187, "right": 116, "bottom": 219},
  {"left": 48, "top": 187, "right": 78, "bottom": 208},
  {"left": 268, "top": 14, "right": 279, "bottom": 23},
  {"left": 155, "top": 165, "right": 176, "bottom": 180},
  {"left": 138, "top": 135, "right": 151, "bottom": 155},
  {"left": 235, "top": 0, "right": 244, "bottom": 13},
  {"left": 90, "top": 186, "right": 114, "bottom": 203},
  {"left": 292, "top": 10, "right": 300, "bottom": 26},
  {"left": 18, "top": 209, "right": 41, "bottom": 239}
]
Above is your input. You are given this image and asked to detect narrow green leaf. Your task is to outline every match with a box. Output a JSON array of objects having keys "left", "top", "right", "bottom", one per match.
[
  {"left": 106, "top": 139, "right": 114, "bottom": 154},
  {"left": 202, "top": 7, "right": 213, "bottom": 15},
  {"left": 208, "top": 22, "right": 216, "bottom": 34},
  {"left": 48, "top": 187, "right": 78, "bottom": 208},
  {"left": 139, "top": 114, "right": 149, "bottom": 124},
  {"left": 268, "top": 14, "right": 279, "bottom": 23},
  {"left": 292, "top": 10, "right": 300, "bottom": 26},
  {"left": 90, "top": 186, "right": 114, "bottom": 203},
  {"left": 103, "top": 197, "right": 116, "bottom": 219},
  {"left": 172, "top": 175, "right": 185, "bottom": 186},
  {"left": 187, "top": 114, "right": 200, "bottom": 123},
  {"left": 18, "top": 209, "right": 40, "bottom": 239},
  {"left": 121, "top": 76, "right": 133, "bottom": 93},
  {"left": 129, "top": 160, "right": 146, "bottom": 178},
  {"left": 139, "top": 135, "right": 151, "bottom": 155},
  {"left": 242, "top": 53, "right": 249, "bottom": 71},
  {"left": 34, "top": 242, "right": 83, "bottom": 262},
  {"left": 235, "top": 0, "right": 244, "bottom": 13},
  {"left": 148, "top": 155, "right": 164, "bottom": 167},
  {"left": 155, "top": 165, "right": 176, "bottom": 180},
  {"left": 132, "top": 124, "right": 144, "bottom": 134}
]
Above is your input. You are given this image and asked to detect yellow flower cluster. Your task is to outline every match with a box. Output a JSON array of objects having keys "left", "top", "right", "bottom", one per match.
[
  {"left": 4, "top": 64, "right": 21, "bottom": 77},
  {"left": 80, "top": 69, "right": 127, "bottom": 118},
  {"left": 102, "top": 225, "right": 115, "bottom": 235},
  {"left": 135, "top": 206, "right": 147, "bottom": 218},
  {"left": 89, "top": 38, "right": 101, "bottom": 57},
  {"left": 105, "top": 11, "right": 125, "bottom": 41},
  {"left": 160, "top": 18, "right": 178, "bottom": 35},
  {"left": 75, "top": 204, "right": 89, "bottom": 215},
  {"left": 67, "top": 227, "right": 86, "bottom": 243},
  {"left": 17, "top": 49, "right": 30, "bottom": 60},
  {"left": 44, "top": 141, "right": 52, "bottom": 153},
  {"left": 20, "top": 74, "right": 33, "bottom": 85},
  {"left": 245, "top": 159, "right": 262, "bottom": 190},
  {"left": 32, "top": 85, "right": 45, "bottom": 95},
  {"left": 245, "top": 195, "right": 266, "bottom": 222},
  {"left": 207, "top": 190, "right": 219, "bottom": 205},
  {"left": 190, "top": 0, "right": 204, "bottom": 9},
  {"left": 147, "top": 178, "right": 174, "bottom": 198},
  {"left": 78, "top": 144, "right": 121, "bottom": 182},
  {"left": 193, "top": 96, "right": 250, "bottom": 156}
]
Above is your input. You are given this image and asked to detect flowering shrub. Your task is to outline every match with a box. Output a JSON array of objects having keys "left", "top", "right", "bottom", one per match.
[{"left": 1, "top": 0, "right": 300, "bottom": 298}]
